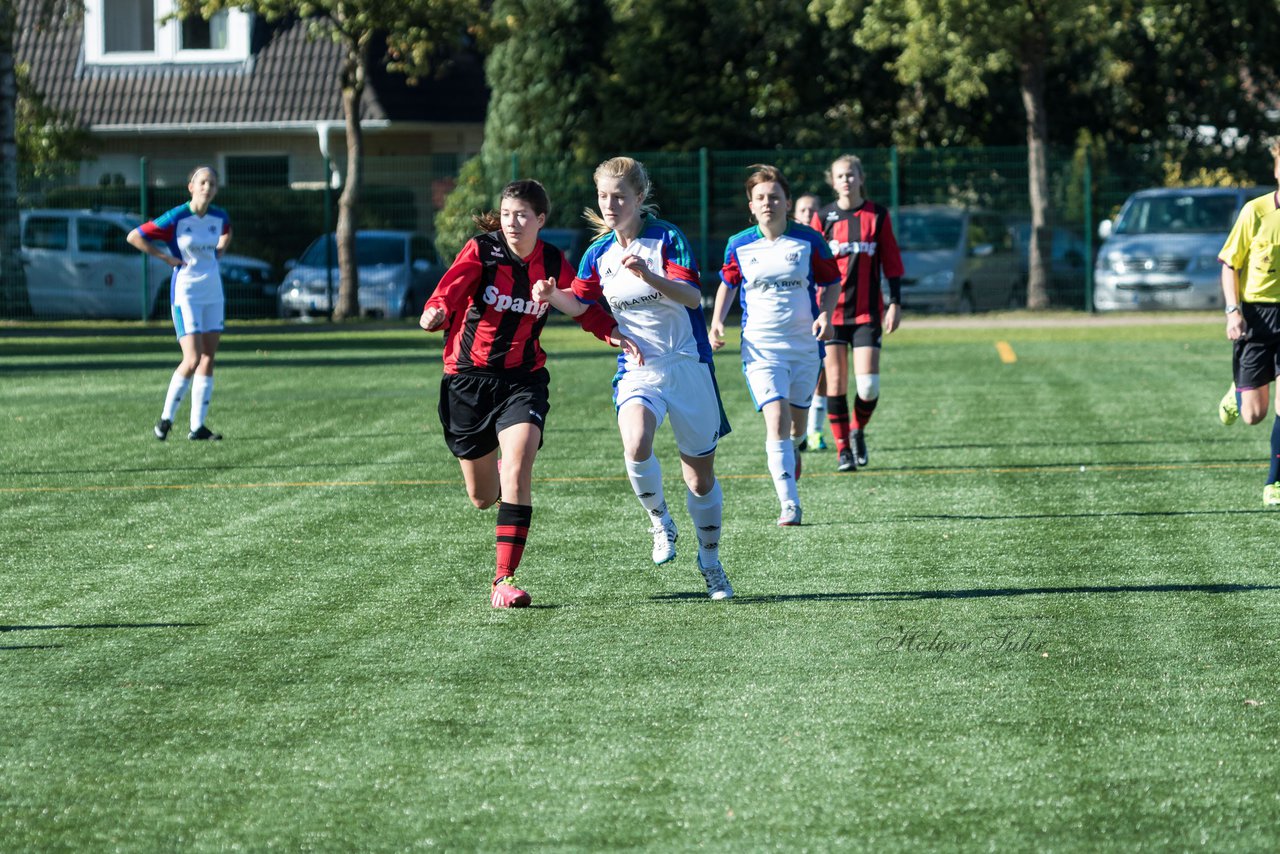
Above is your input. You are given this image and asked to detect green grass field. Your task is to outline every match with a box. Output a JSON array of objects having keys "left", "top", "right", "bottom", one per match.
[{"left": 3, "top": 315, "right": 1278, "bottom": 851}]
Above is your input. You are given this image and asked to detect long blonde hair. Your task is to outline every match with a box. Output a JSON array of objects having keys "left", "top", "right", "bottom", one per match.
[{"left": 584, "top": 156, "right": 660, "bottom": 238}]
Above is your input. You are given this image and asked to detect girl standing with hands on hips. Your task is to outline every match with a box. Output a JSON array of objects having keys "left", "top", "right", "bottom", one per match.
[
  {"left": 536, "top": 156, "right": 735, "bottom": 600},
  {"left": 128, "top": 165, "right": 230, "bottom": 441},
  {"left": 811, "top": 154, "right": 905, "bottom": 473},
  {"left": 421, "top": 179, "right": 623, "bottom": 608},
  {"left": 710, "top": 165, "right": 840, "bottom": 526}
]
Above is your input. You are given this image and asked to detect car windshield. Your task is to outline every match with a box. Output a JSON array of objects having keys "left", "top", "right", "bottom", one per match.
[
  {"left": 298, "top": 235, "right": 405, "bottom": 267},
  {"left": 897, "top": 211, "right": 964, "bottom": 251},
  {"left": 1114, "top": 193, "right": 1239, "bottom": 235}
]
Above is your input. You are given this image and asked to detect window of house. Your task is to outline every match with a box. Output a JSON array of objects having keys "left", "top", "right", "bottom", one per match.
[
  {"left": 85, "top": 0, "right": 250, "bottom": 65},
  {"left": 180, "top": 13, "right": 229, "bottom": 51},
  {"left": 224, "top": 155, "right": 290, "bottom": 188}
]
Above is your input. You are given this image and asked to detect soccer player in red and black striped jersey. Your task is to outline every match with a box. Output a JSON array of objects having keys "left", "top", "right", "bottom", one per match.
[
  {"left": 811, "top": 154, "right": 905, "bottom": 472},
  {"left": 420, "top": 180, "right": 625, "bottom": 608}
]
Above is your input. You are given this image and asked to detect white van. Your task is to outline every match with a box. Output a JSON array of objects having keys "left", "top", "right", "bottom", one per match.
[{"left": 19, "top": 209, "right": 170, "bottom": 318}]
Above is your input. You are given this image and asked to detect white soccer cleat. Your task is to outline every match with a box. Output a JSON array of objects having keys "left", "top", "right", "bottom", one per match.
[
  {"left": 649, "top": 517, "right": 678, "bottom": 565},
  {"left": 697, "top": 557, "right": 734, "bottom": 600}
]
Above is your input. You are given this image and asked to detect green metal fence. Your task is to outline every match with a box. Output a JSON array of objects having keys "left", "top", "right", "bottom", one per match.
[{"left": 0, "top": 145, "right": 1232, "bottom": 321}]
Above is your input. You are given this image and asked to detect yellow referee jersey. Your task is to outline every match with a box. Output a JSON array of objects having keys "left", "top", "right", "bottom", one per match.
[{"left": 1219, "top": 190, "right": 1280, "bottom": 302}]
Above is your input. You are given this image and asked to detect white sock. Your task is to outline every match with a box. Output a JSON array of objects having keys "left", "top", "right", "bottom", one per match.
[
  {"left": 190, "top": 374, "right": 214, "bottom": 431},
  {"left": 765, "top": 439, "right": 800, "bottom": 506},
  {"left": 161, "top": 371, "right": 191, "bottom": 421},
  {"left": 686, "top": 479, "right": 723, "bottom": 567},
  {"left": 625, "top": 454, "right": 670, "bottom": 526},
  {"left": 807, "top": 396, "right": 827, "bottom": 434}
]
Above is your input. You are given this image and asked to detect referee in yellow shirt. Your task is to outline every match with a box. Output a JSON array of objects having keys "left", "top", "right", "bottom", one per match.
[{"left": 1219, "top": 138, "right": 1280, "bottom": 505}]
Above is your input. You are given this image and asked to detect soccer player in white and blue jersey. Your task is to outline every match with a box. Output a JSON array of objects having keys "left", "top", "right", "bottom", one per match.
[
  {"left": 127, "top": 165, "right": 231, "bottom": 440},
  {"left": 538, "top": 156, "right": 734, "bottom": 600},
  {"left": 711, "top": 165, "right": 840, "bottom": 527}
]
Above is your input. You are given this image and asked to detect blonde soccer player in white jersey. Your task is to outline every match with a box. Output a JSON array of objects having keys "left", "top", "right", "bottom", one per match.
[
  {"left": 1218, "top": 138, "right": 1280, "bottom": 505},
  {"left": 535, "top": 156, "right": 734, "bottom": 600},
  {"left": 710, "top": 165, "right": 840, "bottom": 526},
  {"left": 127, "top": 165, "right": 230, "bottom": 441}
]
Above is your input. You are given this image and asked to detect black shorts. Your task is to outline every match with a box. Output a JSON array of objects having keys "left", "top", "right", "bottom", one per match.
[
  {"left": 828, "top": 322, "right": 882, "bottom": 349},
  {"left": 438, "top": 368, "right": 550, "bottom": 460},
  {"left": 1234, "top": 304, "right": 1280, "bottom": 391}
]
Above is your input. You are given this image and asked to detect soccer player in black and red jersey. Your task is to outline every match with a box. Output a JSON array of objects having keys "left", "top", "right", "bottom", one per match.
[
  {"left": 420, "top": 180, "right": 633, "bottom": 608},
  {"left": 810, "top": 154, "right": 905, "bottom": 472}
]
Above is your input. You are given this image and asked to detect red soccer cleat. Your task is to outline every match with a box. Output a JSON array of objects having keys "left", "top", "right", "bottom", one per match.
[{"left": 491, "top": 577, "right": 531, "bottom": 608}]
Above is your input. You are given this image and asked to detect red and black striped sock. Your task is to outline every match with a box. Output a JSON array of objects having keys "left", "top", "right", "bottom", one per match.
[
  {"left": 828, "top": 394, "right": 851, "bottom": 452},
  {"left": 853, "top": 395, "right": 878, "bottom": 430},
  {"left": 495, "top": 502, "right": 532, "bottom": 582}
]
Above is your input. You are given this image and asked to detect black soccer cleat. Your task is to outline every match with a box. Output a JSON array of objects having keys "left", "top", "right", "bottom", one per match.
[
  {"left": 188, "top": 425, "right": 223, "bottom": 441},
  {"left": 154, "top": 418, "right": 173, "bottom": 441},
  {"left": 853, "top": 429, "right": 868, "bottom": 468},
  {"left": 837, "top": 448, "right": 857, "bottom": 472}
]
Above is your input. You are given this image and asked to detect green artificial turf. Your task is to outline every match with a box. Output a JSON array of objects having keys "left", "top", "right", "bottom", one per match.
[{"left": 2, "top": 315, "right": 1278, "bottom": 851}]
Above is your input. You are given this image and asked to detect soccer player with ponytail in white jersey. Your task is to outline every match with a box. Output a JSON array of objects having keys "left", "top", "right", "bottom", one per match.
[
  {"left": 127, "top": 165, "right": 230, "bottom": 441},
  {"left": 710, "top": 165, "right": 840, "bottom": 526},
  {"left": 536, "top": 156, "right": 735, "bottom": 600}
]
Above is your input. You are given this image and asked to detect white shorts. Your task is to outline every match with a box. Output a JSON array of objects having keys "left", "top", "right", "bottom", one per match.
[
  {"left": 742, "top": 341, "right": 821, "bottom": 411},
  {"left": 172, "top": 298, "right": 225, "bottom": 340},
  {"left": 614, "top": 356, "right": 728, "bottom": 457}
]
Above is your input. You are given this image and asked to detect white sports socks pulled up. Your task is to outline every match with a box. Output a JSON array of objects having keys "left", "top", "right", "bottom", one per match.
[
  {"left": 765, "top": 439, "right": 800, "bottom": 507},
  {"left": 685, "top": 478, "right": 723, "bottom": 568},
  {"left": 190, "top": 374, "right": 214, "bottom": 431},
  {"left": 807, "top": 395, "right": 827, "bottom": 434},
  {"left": 161, "top": 370, "right": 192, "bottom": 421},
  {"left": 625, "top": 454, "right": 670, "bottom": 525}
]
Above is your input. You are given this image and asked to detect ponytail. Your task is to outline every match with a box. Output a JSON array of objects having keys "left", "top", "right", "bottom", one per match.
[{"left": 584, "top": 156, "right": 660, "bottom": 238}]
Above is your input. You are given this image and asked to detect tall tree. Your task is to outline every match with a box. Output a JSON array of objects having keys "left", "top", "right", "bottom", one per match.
[
  {"left": 435, "top": 0, "right": 610, "bottom": 260},
  {"left": 828, "top": 0, "right": 1113, "bottom": 309},
  {"left": 174, "top": 0, "right": 480, "bottom": 319},
  {"left": 2, "top": 0, "right": 83, "bottom": 316}
]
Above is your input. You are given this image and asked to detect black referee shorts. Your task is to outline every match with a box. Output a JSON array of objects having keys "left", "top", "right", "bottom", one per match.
[
  {"left": 1233, "top": 303, "right": 1280, "bottom": 391},
  {"left": 438, "top": 368, "right": 550, "bottom": 460}
]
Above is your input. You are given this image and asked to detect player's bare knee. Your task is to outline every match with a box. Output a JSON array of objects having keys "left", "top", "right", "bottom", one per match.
[
  {"left": 470, "top": 492, "right": 498, "bottom": 510},
  {"left": 622, "top": 437, "right": 653, "bottom": 462}
]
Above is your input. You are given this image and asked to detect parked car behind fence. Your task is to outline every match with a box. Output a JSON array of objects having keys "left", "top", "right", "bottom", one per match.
[
  {"left": 19, "top": 208, "right": 277, "bottom": 320},
  {"left": 896, "top": 205, "right": 1022, "bottom": 312},
  {"left": 1093, "top": 186, "right": 1270, "bottom": 311},
  {"left": 278, "top": 231, "right": 441, "bottom": 319}
]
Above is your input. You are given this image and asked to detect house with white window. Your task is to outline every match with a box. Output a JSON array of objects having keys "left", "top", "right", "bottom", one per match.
[{"left": 15, "top": 0, "right": 487, "bottom": 191}]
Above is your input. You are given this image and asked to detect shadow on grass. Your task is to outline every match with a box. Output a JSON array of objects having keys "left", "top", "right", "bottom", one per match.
[
  {"left": 651, "top": 582, "right": 1280, "bottom": 603},
  {"left": 1, "top": 622, "right": 205, "bottom": 632},
  {"left": 906, "top": 509, "right": 1273, "bottom": 521}
]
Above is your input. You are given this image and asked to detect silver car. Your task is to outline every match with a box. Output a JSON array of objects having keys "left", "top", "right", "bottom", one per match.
[
  {"left": 278, "top": 230, "right": 440, "bottom": 319},
  {"left": 1093, "top": 186, "right": 1268, "bottom": 311},
  {"left": 896, "top": 206, "right": 1022, "bottom": 312}
]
